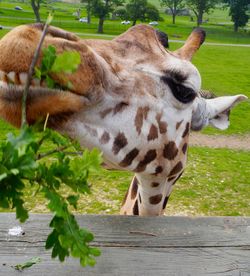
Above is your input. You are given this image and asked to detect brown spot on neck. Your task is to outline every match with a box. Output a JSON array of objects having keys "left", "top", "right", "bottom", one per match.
[
  {"left": 119, "top": 148, "right": 139, "bottom": 167},
  {"left": 167, "top": 176, "right": 176, "bottom": 182},
  {"left": 131, "top": 177, "right": 139, "bottom": 200},
  {"left": 153, "top": 165, "right": 163, "bottom": 175},
  {"left": 156, "top": 113, "right": 167, "bottom": 134},
  {"left": 173, "top": 172, "right": 183, "bottom": 185},
  {"left": 163, "top": 141, "right": 178, "bottom": 160},
  {"left": 135, "top": 149, "right": 157, "bottom": 172},
  {"left": 134, "top": 106, "right": 150, "bottom": 135},
  {"left": 182, "top": 143, "right": 188, "bottom": 154},
  {"left": 162, "top": 196, "right": 169, "bottom": 210},
  {"left": 147, "top": 124, "right": 158, "bottom": 141},
  {"left": 112, "top": 132, "right": 128, "bottom": 155},
  {"left": 149, "top": 194, "right": 162, "bottom": 205},
  {"left": 182, "top": 122, "right": 190, "bottom": 138},
  {"left": 151, "top": 182, "right": 160, "bottom": 188},
  {"left": 133, "top": 200, "right": 139, "bottom": 215},
  {"left": 169, "top": 161, "right": 183, "bottom": 177},
  {"left": 100, "top": 131, "right": 110, "bottom": 144},
  {"left": 176, "top": 120, "right": 183, "bottom": 130}
]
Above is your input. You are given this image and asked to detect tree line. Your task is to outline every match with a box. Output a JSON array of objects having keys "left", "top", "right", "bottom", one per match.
[{"left": 30, "top": 0, "right": 250, "bottom": 33}]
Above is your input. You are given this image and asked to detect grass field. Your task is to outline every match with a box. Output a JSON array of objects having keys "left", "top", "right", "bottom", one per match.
[
  {"left": 0, "top": 0, "right": 249, "bottom": 216},
  {"left": 1, "top": 0, "right": 250, "bottom": 43},
  {"left": 0, "top": 146, "right": 249, "bottom": 216}
]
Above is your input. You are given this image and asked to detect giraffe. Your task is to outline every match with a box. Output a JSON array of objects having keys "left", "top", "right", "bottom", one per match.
[{"left": 0, "top": 24, "right": 247, "bottom": 216}]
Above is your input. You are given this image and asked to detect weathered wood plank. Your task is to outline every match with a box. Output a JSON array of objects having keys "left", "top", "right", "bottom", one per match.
[
  {"left": 0, "top": 214, "right": 249, "bottom": 275},
  {"left": 0, "top": 213, "right": 249, "bottom": 247},
  {"left": 0, "top": 247, "right": 250, "bottom": 276}
]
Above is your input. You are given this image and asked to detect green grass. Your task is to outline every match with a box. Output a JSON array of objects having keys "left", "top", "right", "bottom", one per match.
[
  {"left": 0, "top": 146, "right": 249, "bottom": 216},
  {"left": 0, "top": 0, "right": 250, "bottom": 43}
]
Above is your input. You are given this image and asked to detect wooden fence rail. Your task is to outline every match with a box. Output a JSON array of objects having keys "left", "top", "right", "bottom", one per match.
[{"left": 0, "top": 213, "right": 249, "bottom": 275}]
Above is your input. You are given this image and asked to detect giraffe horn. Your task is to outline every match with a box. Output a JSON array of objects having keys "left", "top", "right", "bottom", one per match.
[{"left": 174, "top": 28, "right": 206, "bottom": 61}]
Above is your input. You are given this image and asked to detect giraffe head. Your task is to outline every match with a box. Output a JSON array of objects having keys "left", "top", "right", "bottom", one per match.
[
  {"left": 0, "top": 24, "right": 246, "bottom": 128},
  {"left": 0, "top": 24, "right": 247, "bottom": 216}
]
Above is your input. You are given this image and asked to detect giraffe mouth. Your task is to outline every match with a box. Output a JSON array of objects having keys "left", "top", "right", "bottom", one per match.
[{"left": 0, "top": 71, "right": 90, "bottom": 127}]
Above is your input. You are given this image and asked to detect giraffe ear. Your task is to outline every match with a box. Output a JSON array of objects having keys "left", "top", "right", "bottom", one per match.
[
  {"left": 191, "top": 95, "right": 248, "bottom": 131},
  {"left": 206, "top": 95, "right": 248, "bottom": 130}
]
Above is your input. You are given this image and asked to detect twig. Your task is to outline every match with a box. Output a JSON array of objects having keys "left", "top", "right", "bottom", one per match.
[
  {"left": 36, "top": 146, "right": 68, "bottom": 160},
  {"left": 61, "top": 151, "right": 83, "bottom": 156},
  {"left": 21, "top": 21, "right": 50, "bottom": 127},
  {"left": 43, "top": 113, "right": 50, "bottom": 131}
]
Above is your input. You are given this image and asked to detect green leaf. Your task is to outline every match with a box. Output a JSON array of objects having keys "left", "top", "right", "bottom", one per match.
[
  {"left": 51, "top": 51, "right": 81, "bottom": 74},
  {"left": 58, "top": 234, "right": 72, "bottom": 249},
  {"left": 80, "top": 256, "right": 88, "bottom": 267},
  {"left": 0, "top": 172, "right": 8, "bottom": 181},
  {"left": 34, "top": 67, "right": 41, "bottom": 80},
  {"left": 89, "top": 247, "right": 101, "bottom": 257},
  {"left": 87, "top": 257, "right": 96, "bottom": 267},
  {"left": 66, "top": 195, "right": 79, "bottom": 209},
  {"left": 46, "top": 75, "right": 55, "bottom": 88},
  {"left": 15, "top": 198, "right": 28, "bottom": 223},
  {"left": 41, "top": 45, "right": 56, "bottom": 75},
  {"left": 13, "top": 257, "right": 41, "bottom": 271},
  {"left": 45, "top": 229, "right": 58, "bottom": 250}
]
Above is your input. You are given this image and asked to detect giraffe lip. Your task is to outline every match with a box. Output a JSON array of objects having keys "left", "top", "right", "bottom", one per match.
[
  {"left": 0, "top": 81, "right": 76, "bottom": 98},
  {"left": 0, "top": 81, "right": 90, "bottom": 105}
]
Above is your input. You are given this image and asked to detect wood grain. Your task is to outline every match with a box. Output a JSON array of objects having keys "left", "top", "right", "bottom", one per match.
[{"left": 0, "top": 213, "right": 249, "bottom": 275}]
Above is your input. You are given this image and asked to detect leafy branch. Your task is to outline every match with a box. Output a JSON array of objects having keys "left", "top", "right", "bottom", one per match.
[{"left": 0, "top": 17, "right": 102, "bottom": 267}]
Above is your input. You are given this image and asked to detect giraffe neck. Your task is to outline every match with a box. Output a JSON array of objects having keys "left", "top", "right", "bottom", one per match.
[{"left": 120, "top": 172, "right": 183, "bottom": 216}]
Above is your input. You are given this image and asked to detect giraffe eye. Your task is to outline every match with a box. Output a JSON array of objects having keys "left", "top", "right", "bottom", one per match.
[{"left": 160, "top": 76, "right": 197, "bottom": 104}]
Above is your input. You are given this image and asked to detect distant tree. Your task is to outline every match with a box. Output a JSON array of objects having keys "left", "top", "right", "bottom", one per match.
[
  {"left": 115, "top": 7, "right": 129, "bottom": 20},
  {"left": 90, "top": 0, "right": 124, "bottom": 33},
  {"left": 186, "top": 0, "right": 219, "bottom": 26},
  {"left": 125, "top": 0, "right": 147, "bottom": 25},
  {"left": 144, "top": 3, "right": 161, "bottom": 22},
  {"left": 225, "top": 0, "right": 249, "bottom": 32},
  {"left": 160, "top": 0, "right": 184, "bottom": 24},
  {"left": 121, "top": 0, "right": 160, "bottom": 26},
  {"left": 81, "top": 0, "right": 92, "bottom": 23},
  {"left": 31, "top": 0, "right": 43, "bottom": 22}
]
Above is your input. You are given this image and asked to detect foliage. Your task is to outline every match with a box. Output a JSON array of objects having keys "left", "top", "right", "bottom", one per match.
[
  {"left": 0, "top": 41, "right": 102, "bottom": 267},
  {"left": 160, "top": 0, "right": 184, "bottom": 24},
  {"left": 186, "top": 0, "right": 219, "bottom": 25},
  {"left": 90, "top": 0, "right": 125, "bottom": 33},
  {"left": 119, "top": 0, "right": 160, "bottom": 25},
  {"left": 224, "top": 0, "right": 250, "bottom": 32},
  {"left": 0, "top": 126, "right": 102, "bottom": 266},
  {"left": 34, "top": 45, "right": 81, "bottom": 88}
]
